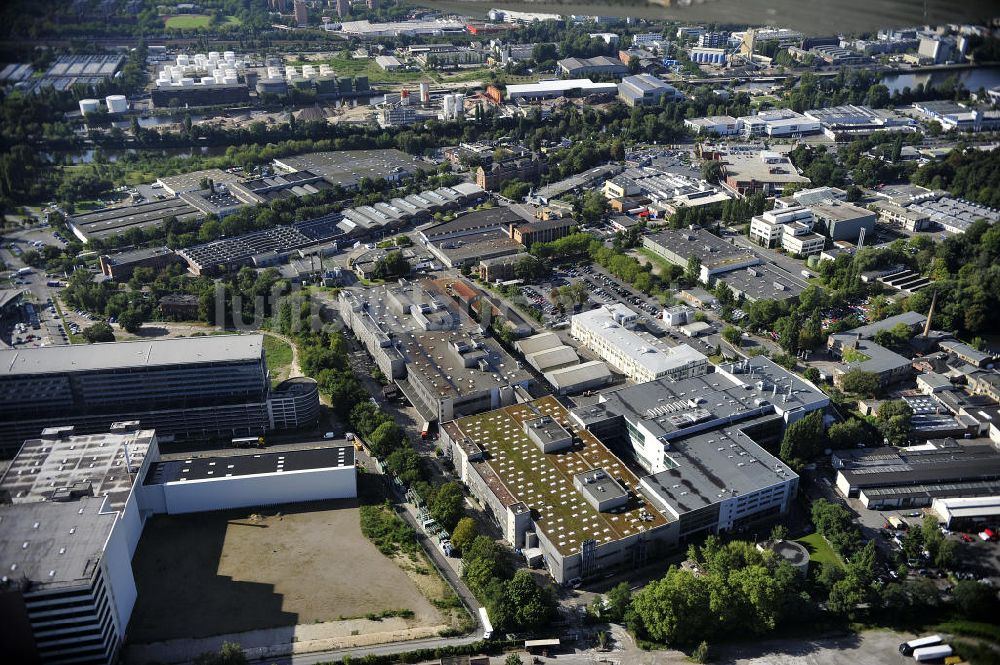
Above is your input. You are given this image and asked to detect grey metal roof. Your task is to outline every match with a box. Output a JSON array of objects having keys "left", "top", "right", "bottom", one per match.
[{"left": 0, "top": 334, "right": 263, "bottom": 376}]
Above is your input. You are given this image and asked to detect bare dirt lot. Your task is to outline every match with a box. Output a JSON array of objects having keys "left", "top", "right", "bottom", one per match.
[{"left": 128, "top": 498, "right": 446, "bottom": 643}]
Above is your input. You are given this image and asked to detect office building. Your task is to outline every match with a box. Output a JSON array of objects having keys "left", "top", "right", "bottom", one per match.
[
  {"left": 739, "top": 110, "right": 821, "bottom": 138},
  {"left": 443, "top": 396, "right": 678, "bottom": 583},
  {"left": 294, "top": 0, "right": 308, "bottom": 26},
  {"left": 749, "top": 206, "right": 825, "bottom": 256},
  {"left": 507, "top": 217, "right": 572, "bottom": 247},
  {"left": 0, "top": 335, "right": 319, "bottom": 455},
  {"left": 617, "top": 74, "right": 682, "bottom": 107},
  {"left": 719, "top": 149, "right": 811, "bottom": 197},
  {"left": 810, "top": 201, "right": 876, "bottom": 242},
  {"left": 570, "top": 304, "right": 708, "bottom": 383},
  {"left": 698, "top": 31, "right": 729, "bottom": 48},
  {"left": 338, "top": 281, "right": 532, "bottom": 422},
  {"left": 826, "top": 313, "right": 926, "bottom": 388},
  {"left": 684, "top": 115, "right": 741, "bottom": 136},
  {"left": 571, "top": 356, "right": 823, "bottom": 541},
  {"left": 0, "top": 423, "right": 354, "bottom": 664},
  {"left": 833, "top": 439, "right": 1000, "bottom": 509}
]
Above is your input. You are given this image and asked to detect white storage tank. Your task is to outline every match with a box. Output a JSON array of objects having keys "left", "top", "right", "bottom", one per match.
[
  {"left": 79, "top": 98, "right": 100, "bottom": 115},
  {"left": 105, "top": 94, "right": 128, "bottom": 114},
  {"left": 176, "top": 54, "right": 190, "bottom": 67},
  {"left": 223, "top": 51, "right": 235, "bottom": 60},
  {"left": 209, "top": 51, "right": 220, "bottom": 62},
  {"left": 179, "top": 77, "right": 195, "bottom": 87},
  {"left": 223, "top": 76, "right": 238, "bottom": 85}
]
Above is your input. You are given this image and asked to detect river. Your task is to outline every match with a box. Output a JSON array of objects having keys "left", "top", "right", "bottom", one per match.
[
  {"left": 881, "top": 66, "right": 1000, "bottom": 95},
  {"left": 44, "top": 145, "right": 229, "bottom": 165}
]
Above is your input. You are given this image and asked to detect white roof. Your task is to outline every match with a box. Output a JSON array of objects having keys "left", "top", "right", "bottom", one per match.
[
  {"left": 573, "top": 306, "right": 707, "bottom": 378},
  {"left": 506, "top": 79, "right": 618, "bottom": 95},
  {"left": 933, "top": 495, "right": 1000, "bottom": 518},
  {"left": 515, "top": 332, "right": 563, "bottom": 355}
]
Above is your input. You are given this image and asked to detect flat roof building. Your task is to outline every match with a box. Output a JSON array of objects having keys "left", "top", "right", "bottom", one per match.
[
  {"left": 618, "top": 74, "right": 682, "bottom": 107},
  {"left": 272, "top": 149, "right": 433, "bottom": 189},
  {"left": 98, "top": 246, "right": 181, "bottom": 281},
  {"left": 0, "top": 423, "right": 355, "bottom": 664},
  {"left": 810, "top": 201, "right": 877, "bottom": 243},
  {"left": 833, "top": 440, "right": 1000, "bottom": 509},
  {"left": 716, "top": 263, "right": 807, "bottom": 303},
  {"left": 557, "top": 55, "right": 628, "bottom": 78},
  {"left": 0, "top": 334, "right": 319, "bottom": 454},
  {"left": 571, "top": 357, "right": 821, "bottom": 540},
  {"left": 932, "top": 496, "right": 1000, "bottom": 529},
  {"left": 505, "top": 78, "right": 618, "bottom": 102},
  {"left": 570, "top": 304, "right": 708, "bottom": 384},
  {"left": 719, "top": 149, "right": 811, "bottom": 197},
  {"left": 339, "top": 281, "right": 532, "bottom": 422},
  {"left": 443, "top": 396, "right": 677, "bottom": 583},
  {"left": 643, "top": 227, "right": 762, "bottom": 282}
]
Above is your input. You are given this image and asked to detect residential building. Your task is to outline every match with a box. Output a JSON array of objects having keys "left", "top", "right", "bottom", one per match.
[
  {"left": 618, "top": 74, "right": 682, "bottom": 107},
  {"left": 0, "top": 335, "right": 319, "bottom": 454},
  {"left": 570, "top": 304, "right": 708, "bottom": 383},
  {"left": 557, "top": 56, "right": 628, "bottom": 78}
]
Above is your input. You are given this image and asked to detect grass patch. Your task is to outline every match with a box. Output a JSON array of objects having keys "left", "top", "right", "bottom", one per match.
[
  {"left": 935, "top": 620, "right": 1000, "bottom": 643},
  {"left": 952, "top": 638, "right": 1000, "bottom": 665},
  {"left": 360, "top": 502, "right": 419, "bottom": 557},
  {"left": 796, "top": 532, "right": 843, "bottom": 572},
  {"left": 365, "top": 608, "right": 415, "bottom": 621},
  {"left": 263, "top": 333, "right": 294, "bottom": 386},
  {"left": 165, "top": 14, "right": 212, "bottom": 29},
  {"left": 638, "top": 248, "right": 681, "bottom": 277}
]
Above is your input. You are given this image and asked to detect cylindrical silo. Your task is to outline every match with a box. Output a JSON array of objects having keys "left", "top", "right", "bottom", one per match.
[
  {"left": 354, "top": 75, "right": 369, "bottom": 91},
  {"left": 337, "top": 76, "right": 353, "bottom": 94},
  {"left": 419, "top": 81, "right": 430, "bottom": 105},
  {"left": 79, "top": 98, "right": 100, "bottom": 115},
  {"left": 105, "top": 94, "right": 128, "bottom": 114}
]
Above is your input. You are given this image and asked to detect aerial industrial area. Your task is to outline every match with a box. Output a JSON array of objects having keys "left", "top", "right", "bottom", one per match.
[{"left": 1, "top": 1, "right": 1000, "bottom": 665}]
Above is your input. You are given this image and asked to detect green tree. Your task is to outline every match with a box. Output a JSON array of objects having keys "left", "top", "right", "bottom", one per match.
[
  {"left": 430, "top": 481, "right": 465, "bottom": 531},
  {"left": 685, "top": 255, "right": 701, "bottom": 282},
  {"left": 953, "top": 580, "right": 998, "bottom": 618},
  {"left": 194, "top": 642, "right": 248, "bottom": 665},
  {"left": 779, "top": 411, "right": 827, "bottom": 465},
  {"left": 82, "top": 322, "right": 115, "bottom": 343},
  {"left": 631, "top": 568, "right": 713, "bottom": 646},
  {"left": 701, "top": 160, "right": 723, "bottom": 184},
  {"left": 827, "top": 418, "right": 876, "bottom": 449},
  {"left": 372, "top": 250, "right": 409, "bottom": 280},
  {"left": 505, "top": 655, "right": 523, "bottom": 665},
  {"left": 839, "top": 370, "right": 880, "bottom": 397},
  {"left": 117, "top": 308, "right": 145, "bottom": 334},
  {"left": 603, "top": 582, "right": 632, "bottom": 623},
  {"left": 450, "top": 517, "right": 478, "bottom": 553},
  {"left": 721, "top": 325, "right": 742, "bottom": 347},
  {"left": 367, "top": 420, "right": 406, "bottom": 458},
  {"left": 875, "top": 399, "right": 913, "bottom": 446}
]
